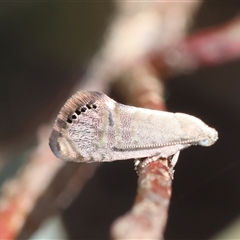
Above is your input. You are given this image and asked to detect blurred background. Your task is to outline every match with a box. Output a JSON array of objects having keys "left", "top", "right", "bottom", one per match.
[{"left": 1, "top": 1, "right": 240, "bottom": 239}]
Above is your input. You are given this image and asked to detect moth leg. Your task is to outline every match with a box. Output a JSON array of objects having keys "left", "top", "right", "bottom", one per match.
[
  {"left": 171, "top": 151, "right": 180, "bottom": 168},
  {"left": 134, "top": 152, "right": 180, "bottom": 178},
  {"left": 134, "top": 154, "right": 165, "bottom": 176}
]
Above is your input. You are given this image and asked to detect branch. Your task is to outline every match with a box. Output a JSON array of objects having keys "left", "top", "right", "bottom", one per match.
[
  {"left": 0, "top": 126, "right": 63, "bottom": 240},
  {"left": 151, "top": 16, "right": 240, "bottom": 74},
  {"left": 111, "top": 158, "right": 172, "bottom": 239},
  {"left": 77, "top": 1, "right": 202, "bottom": 92}
]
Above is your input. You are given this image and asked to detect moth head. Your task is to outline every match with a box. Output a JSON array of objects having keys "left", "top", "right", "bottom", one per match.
[
  {"left": 175, "top": 113, "right": 218, "bottom": 147},
  {"left": 198, "top": 126, "right": 218, "bottom": 146}
]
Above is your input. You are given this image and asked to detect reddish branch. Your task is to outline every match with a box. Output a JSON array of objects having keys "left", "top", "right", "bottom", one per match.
[
  {"left": 111, "top": 159, "right": 172, "bottom": 239},
  {"left": 17, "top": 161, "right": 100, "bottom": 239},
  {"left": 0, "top": 127, "right": 64, "bottom": 240},
  {"left": 112, "top": 64, "right": 166, "bottom": 111},
  {"left": 110, "top": 63, "right": 171, "bottom": 239},
  {"left": 0, "top": 127, "right": 100, "bottom": 240},
  {"left": 151, "top": 17, "right": 240, "bottom": 75}
]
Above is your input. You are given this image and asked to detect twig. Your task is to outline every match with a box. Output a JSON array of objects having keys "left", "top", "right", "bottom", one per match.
[
  {"left": 112, "top": 63, "right": 166, "bottom": 110},
  {"left": 111, "top": 159, "right": 172, "bottom": 239},
  {"left": 151, "top": 16, "right": 240, "bottom": 75},
  {"left": 109, "top": 62, "right": 172, "bottom": 239},
  {"left": 77, "top": 1, "right": 202, "bottom": 92},
  {"left": 0, "top": 126, "right": 63, "bottom": 240},
  {"left": 17, "top": 161, "right": 100, "bottom": 239}
]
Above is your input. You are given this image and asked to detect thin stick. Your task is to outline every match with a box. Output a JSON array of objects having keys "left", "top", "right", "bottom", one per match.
[
  {"left": 111, "top": 159, "right": 172, "bottom": 239},
  {"left": 151, "top": 17, "right": 240, "bottom": 74}
]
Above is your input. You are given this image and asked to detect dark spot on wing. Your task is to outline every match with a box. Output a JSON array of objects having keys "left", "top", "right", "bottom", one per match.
[
  {"left": 75, "top": 109, "right": 81, "bottom": 115},
  {"left": 108, "top": 110, "right": 114, "bottom": 126},
  {"left": 81, "top": 107, "right": 87, "bottom": 112},
  {"left": 49, "top": 130, "right": 62, "bottom": 154},
  {"left": 67, "top": 118, "right": 72, "bottom": 124}
]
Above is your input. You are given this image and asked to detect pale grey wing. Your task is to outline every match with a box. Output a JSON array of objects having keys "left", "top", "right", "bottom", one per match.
[
  {"left": 114, "top": 105, "right": 218, "bottom": 149},
  {"left": 113, "top": 105, "right": 188, "bottom": 150},
  {"left": 110, "top": 104, "right": 218, "bottom": 160},
  {"left": 50, "top": 91, "right": 218, "bottom": 163},
  {"left": 103, "top": 104, "right": 186, "bottom": 160}
]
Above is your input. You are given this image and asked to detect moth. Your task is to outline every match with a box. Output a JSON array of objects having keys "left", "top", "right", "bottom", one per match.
[{"left": 49, "top": 91, "right": 218, "bottom": 166}]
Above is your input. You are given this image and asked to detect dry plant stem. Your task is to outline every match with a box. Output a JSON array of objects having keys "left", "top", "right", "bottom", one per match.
[
  {"left": 113, "top": 63, "right": 166, "bottom": 111},
  {"left": 0, "top": 129, "right": 100, "bottom": 240},
  {"left": 0, "top": 126, "right": 64, "bottom": 240},
  {"left": 152, "top": 16, "right": 240, "bottom": 74},
  {"left": 110, "top": 57, "right": 169, "bottom": 239},
  {"left": 17, "top": 162, "right": 100, "bottom": 239},
  {"left": 111, "top": 159, "right": 172, "bottom": 239},
  {"left": 78, "top": 1, "right": 202, "bottom": 92}
]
